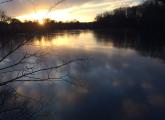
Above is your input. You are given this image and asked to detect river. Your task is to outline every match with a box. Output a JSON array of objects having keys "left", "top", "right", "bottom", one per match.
[{"left": 0, "top": 30, "right": 165, "bottom": 120}]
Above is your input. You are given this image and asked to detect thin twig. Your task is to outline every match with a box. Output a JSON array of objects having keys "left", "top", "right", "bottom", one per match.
[
  {"left": 0, "top": 0, "right": 14, "bottom": 5},
  {"left": 0, "top": 58, "right": 84, "bottom": 86}
]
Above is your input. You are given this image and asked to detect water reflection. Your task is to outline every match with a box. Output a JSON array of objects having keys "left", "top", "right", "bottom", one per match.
[
  {"left": 33, "top": 31, "right": 114, "bottom": 51},
  {"left": 0, "top": 30, "right": 165, "bottom": 120},
  {"left": 94, "top": 30, "right": 165, "bottom": 61}
]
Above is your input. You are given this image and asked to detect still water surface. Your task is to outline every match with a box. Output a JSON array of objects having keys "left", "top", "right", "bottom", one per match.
[{"left": 1, "top": 30, "right": 165, "bottom": 120}]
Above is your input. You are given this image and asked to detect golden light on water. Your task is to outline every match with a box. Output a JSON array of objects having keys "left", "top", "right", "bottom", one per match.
[
  {"left": 33, "top": 33, "right": 114, "bottom": 51},
  {"left": 34, "top": 36, "right": 81, "bottom": 47}
]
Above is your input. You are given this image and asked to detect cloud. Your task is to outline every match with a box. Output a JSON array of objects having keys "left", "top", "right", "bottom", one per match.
[{"left": 0, "top": 0, "right": 141, "bottom": 21}]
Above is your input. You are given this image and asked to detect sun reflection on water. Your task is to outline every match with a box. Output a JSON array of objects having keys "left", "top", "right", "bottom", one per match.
[{"left": 33, "top": 31, "right": 114, "bottom": 52}]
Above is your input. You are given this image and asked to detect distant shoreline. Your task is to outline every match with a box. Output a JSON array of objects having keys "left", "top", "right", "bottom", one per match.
[{"left": 1, "top": 0, "right": 165, "bottom": 36}]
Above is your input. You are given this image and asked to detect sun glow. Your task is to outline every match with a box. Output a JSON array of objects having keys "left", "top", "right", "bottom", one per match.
[
  {"left": 17, "top": 10, "right": 46, "bottom": 22},
  {"left": 38, "top": 19, "right": 44, "bottom": 25},
  {"left": 16, "top": 6, "right": 93, "bottom": 23},
  {"left": 16, "top": 9, "right": 72, "bottom": 22}
]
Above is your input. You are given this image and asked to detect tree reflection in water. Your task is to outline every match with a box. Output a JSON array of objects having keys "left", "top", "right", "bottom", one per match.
[{"left": 0, "top": 30, "right": 165, "bottom": 120}]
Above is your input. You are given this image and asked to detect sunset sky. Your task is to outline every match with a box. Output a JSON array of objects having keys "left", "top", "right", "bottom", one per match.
[{"left": 0, "top": 0, "right": 142, "bottom": 22}]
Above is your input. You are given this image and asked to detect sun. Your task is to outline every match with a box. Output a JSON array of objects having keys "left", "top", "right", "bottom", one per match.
[{"left": 38, "top": 20, "right": 45, "bottom": 26}]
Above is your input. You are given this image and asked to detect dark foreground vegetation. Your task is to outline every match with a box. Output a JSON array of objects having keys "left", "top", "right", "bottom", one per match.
[{"left": 0, "top": 0, "right": 165, "bottom": 35}]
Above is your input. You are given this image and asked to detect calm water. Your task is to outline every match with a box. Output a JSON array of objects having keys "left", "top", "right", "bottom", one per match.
[{"left": 0, "top": 30, "right": 165, "bottom": 120}]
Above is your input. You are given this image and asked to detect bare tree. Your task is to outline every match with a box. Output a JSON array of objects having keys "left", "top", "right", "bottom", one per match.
[
  {"left": 0, "top": 10, "right": 10, "bottom": 22},
  {"left": 0, "top": 0, "right": 14, "bottom": 5},
  {"left": 0, "top": 35, "right": 85, "bottom": 119},
  {"left": 0, "top": 85, "right": 42, "bottom": 120},
  {"left": 0, "top": 1, "right": 83, "bottom": 119},
  {"left": 0, "top": 37, "right": 83, "bottom": 86}
]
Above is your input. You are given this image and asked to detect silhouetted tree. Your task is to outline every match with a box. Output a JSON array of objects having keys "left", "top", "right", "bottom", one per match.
[
  {"left": 0, "top": 10, "right": 8, "bottom": 22},
  {"left": 95, "top": 0, "right": 165, "bottom": 30}
]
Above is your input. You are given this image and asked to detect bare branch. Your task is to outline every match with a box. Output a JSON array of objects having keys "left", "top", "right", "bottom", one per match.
[
  {"left": 0, "top": 58, "right": 84, "bottom": 86},
  {"left": 0, "top": 40, "right": 28, "bottom": 63},
  {"left": 0, "top": 55, "right": 26, "bottom": 71},
  {"left": 0, "top": 0, "right": 14, "bottom": 5},
  {"left": 44, "top": 0, "right": 66, "bottom": 19},
  {"left": 0, "top": 52, "right": 43, "bottom": 71}
]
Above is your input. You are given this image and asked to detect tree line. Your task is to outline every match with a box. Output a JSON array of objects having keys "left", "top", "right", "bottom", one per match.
[
  {"left": 0, "top": 0, "right": 165, "bottom": 34},
  {"left": 94, "top": 0, "right": 165, "bottom": 30},
  {"left": 0, "top": 14, "right": 91, "bottom": 35}
]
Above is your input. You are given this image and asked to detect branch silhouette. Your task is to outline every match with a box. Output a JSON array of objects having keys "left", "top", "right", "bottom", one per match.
[
  {"left": 44, "top": 0, "right": 66, "bottom": 19},
  {"left": 0, "top": 58, "right": 84, "bottom": 86},
  {"left": 0, "top": 0, "right": 14, "bottom": 5}
]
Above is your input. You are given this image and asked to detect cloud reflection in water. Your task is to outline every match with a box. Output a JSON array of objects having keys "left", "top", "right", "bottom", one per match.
[{"left": 1, "top": 30, "right": 165, "bottom": 120}]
